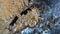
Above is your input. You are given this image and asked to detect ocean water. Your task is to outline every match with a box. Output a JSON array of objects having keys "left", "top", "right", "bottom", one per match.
[{"left": 21, "top": 0, "right": 60, "bottom": 34}]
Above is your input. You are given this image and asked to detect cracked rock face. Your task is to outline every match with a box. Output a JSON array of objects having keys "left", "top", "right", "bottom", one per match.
[
  {"left": 9, "top": 7, "right": 40, "bottom": 34},
  {"left": 0, "top": 0, "right": 48, "bottom": 34}
]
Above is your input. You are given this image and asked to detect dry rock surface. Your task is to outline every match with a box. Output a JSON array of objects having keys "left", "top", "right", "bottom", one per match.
[{"left": 0, "top": 0, "right": 48, "bottom": 34}]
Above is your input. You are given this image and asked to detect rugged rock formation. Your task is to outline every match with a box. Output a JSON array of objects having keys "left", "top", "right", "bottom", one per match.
[{"left": 0, "top": 0, "right": 48, "bottom": 34}]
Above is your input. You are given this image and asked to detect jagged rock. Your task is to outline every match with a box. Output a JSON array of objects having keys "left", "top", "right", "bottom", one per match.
[{"left": 0, "top": 0, "right": 48, "bottom": 34}]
